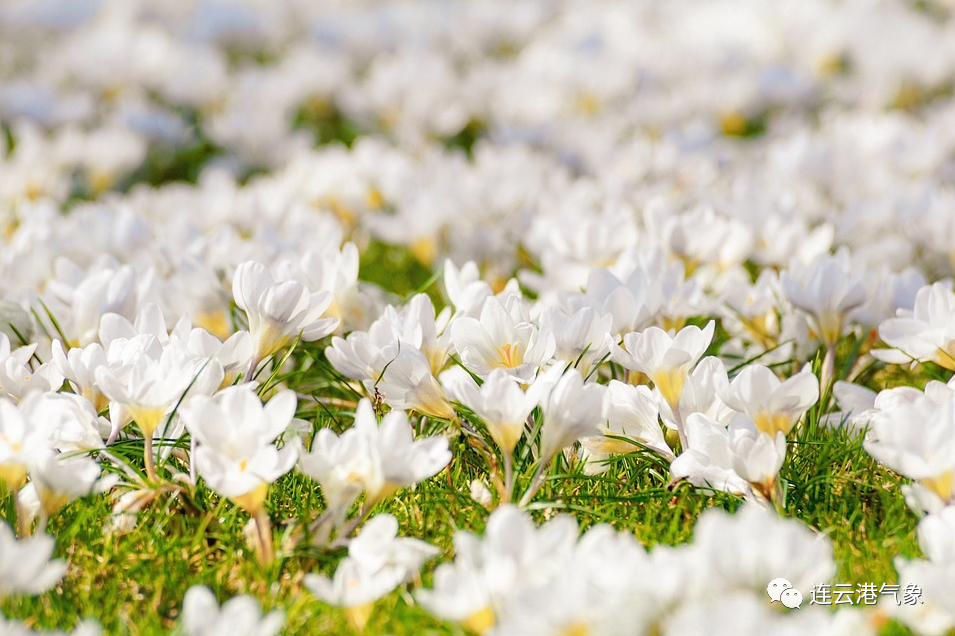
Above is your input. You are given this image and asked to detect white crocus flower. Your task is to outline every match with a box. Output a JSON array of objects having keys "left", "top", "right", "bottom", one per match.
[
  {"left": 580, "top": 380, "right": 671, "bottom": 474},
  {"left": 351, "top": 398, "right": 452, "bottom": 506},
  {"left": 232, "top": 260, "right": 339, "bottom": 377},
  {"left": 375, "top": 345, "right": 456, "bottom": 420},
  {"left": 298, "top": 399, "right": 451, "bottom": 539},
  {"left": 305, "top": 514, "right": 438, "bottom": 630},
  {"left": 180, "top": 585, "right": 284, "bottom": 636},
  {"left": 518, "top": 368, "right": 607, "bottom": 506},
  {"left": 721, "top": 364, "right": 819, "bottom": 437},
  {"left": 417, "top": 505, "right": 580, "bottom": 635},
  {"left": 609, "top": 321, "right": 714, "bottom": 449},
  {"left": 297, "top": 428, "right": 365, "bottom": 528},
  {"left": 454, "top": 367, "right": 544, "bottom": 498},
  {"left": 878, "top": 282, "right": 955, "bottom": 371},
  {"left": 0, "top": 520, "right": 66, "bottom": 598},
  {"left": 96, "top": 335, "right": 224, "bottom": 478},
  {"left": 51, "top": 340, "right": 109, "bottom": 412},
  {"left": 864, "top": 394, "right": 955, "bottom": 504},
  {"left": 324, "top": 317, "right": 398, "bottom": 385},
  {"left": 183, "top": 387, "right": 298, "bottom": 515},
  {"left": 0, "top": 397, "right": 49, "bottom": 491},
  {"left": 0, "top": 334, "right": 63, "bottom": 402},
  {"left": 183, "top": 387, "right": 298, "bottom": 564},
  {"left": 671, "top": 413, "right": 787, "bottom": 502},
  {"left": 40, "top": 257, "right": 139, "bottom": 347},
  {"left": 539, "top": 368, "right": 608, "bottom": 466},
  {"left": 29, "top": 451, "right": 101, "bottom": 528},
  {"left": 0, "top": 617, "right": 103, "bottom": 636},
  {"left": 21, "top": 392, "right": 105, "bottom": 454},
  {"left": 780, "top": 252, "right": 866, "bottom": 376},
  {"left": 455, "top": 368, "right": 540, "bottom": 457},
  {"left": 662, "top": 356, "right": 734, "bottom": 430},
  {"left": 890, "top": 508, "right": 955, "bottom": 635},
  {"left": 450, "top": 295, "right": 555, "bottom": 382},
  {"left": 689, "top": 504, "right": 835, "bottom": 602},
  {"left": 538, "top": 305, "right": 613, "bottom": 373},
  {"left": 609, "top": 321, "right": 715, "bottom": 408}
]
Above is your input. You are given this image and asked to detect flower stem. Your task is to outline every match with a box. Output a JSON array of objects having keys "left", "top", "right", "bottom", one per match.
[
  {"left": 12, "top": 487, "right": 29, "bottom": 537},
  {"left": 502, "top": 452, "right": 514, "bottom": 504},
  {"left": 253, "top": 508, "right": 274, "bottom": 566},
  {"left": 246, "top": 356, "right": 260, "bottom": 383},
  {"left": 143, "top": 434, "right": 158, "bottom": 482},
  {"left": 518, "top": 461, "right": 547, "bottom": 508},
  {"left": 669, "top": 402, "right": 688, "bottom": 453},
  {"left": 821, "top": 343, "right": 836, "bottom": 393},
  {"left": 329, "top": 503, "right": 376, "bottom": 548},
  {"left": 36, "top": 510, "right": 49, "bottom": 535}
]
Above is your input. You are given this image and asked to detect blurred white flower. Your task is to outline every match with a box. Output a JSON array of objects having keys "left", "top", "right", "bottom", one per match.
[
  {"left": 864, "top": 393, "right": 955, "bottom": 505},
  {"left": 180, "top": 585, "right": 284, "bottom": 636},
  {"left": 305, "top": 513, "right": 438, "bottom": 626},
  {"left": 0, "top": 520, "right": 66, "bottom": 597},
  {"left": 781, "top": 252, "right": 866, "bottom": 348},
  {"left": 878, "top": 282, "right": 955, "bottom": 371},
  {"left": 30, "top": 451, "right": 101, "bottom": 522}
]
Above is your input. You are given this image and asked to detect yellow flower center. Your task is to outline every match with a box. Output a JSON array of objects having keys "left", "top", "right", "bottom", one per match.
[
  {"left": 753, "top": 412, "right": 795, "bottom": 437},
  {"left": 489, "top": 422, "right": 524, "bottom": 457},
  {"left": 37, "top": 485, "right": 70, "bottom": 516},
  {"left": 231, "top": 482, "right": 269, "bottom": 515},
  {"left": 922, "top": 470, "right": 954, "bottom": 502},
  {"left": 195, "top": 309, "right": 232, "bottom": 340},
  {"left": 651, "top": 368, "right": 686, "bottom": 408},
  {"left": 410, "top": 236, "right": 437, "bottom": 266},
  {"left": 560, "top": 621, "right": 591, "bottom": 636},
  {"left": 128, "top": 406, "right": 167, "bottom": 438},
  {"left": 933, "top": 344, "right": 955, "bottom": 372},
  {"left": 345, "top": 603, "right": 374, "bottom": 632},
  {"left": 462, "top": 606, "right": 495, "bottom": 635},
  {"left": 0, "top": 462, "right": 28, "bottom": 490},
  {"left": 496, "top": 343, "right": 523, "bottom": 369}
]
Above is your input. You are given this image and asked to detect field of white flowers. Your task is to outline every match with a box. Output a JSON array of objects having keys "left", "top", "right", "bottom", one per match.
[{"left": 2, "top": 0, "right": 955, "bottom": 634}]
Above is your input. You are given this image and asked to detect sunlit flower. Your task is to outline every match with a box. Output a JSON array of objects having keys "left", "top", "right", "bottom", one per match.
[
  {"left": 298, "top": 399, "right": 451, "bottom": 514},
  {"left": 454, "top": 368, "right": 540, "bottom": 457},
  {"left": 180, "top": 585, "right": 284, "bottom": 636},
  {"left": 305, "top": 514, "right": 438, "bottom": 629},
  {"left": 0, "top": 520, "right": 66, "bottom": 597},
  {"left": 450, "top": 295, "right": 555, "bottom": 382},
  {"left": 182, "top": 387, "right": 298, "bottom": 515},
  {"left": 670, "top": 413, "right": 786, "bottom": 502},
  {"left": 580, "top": 380, "right": 671, "bottom": 473},
  {"left": 29, "top": 451, "right": 101, "bottom": 522},
  {"left": 232, "top": 260, "right": 339, "bottom": 375},
  {"left": 539, "top": 368, "right": 608, "bottom": 466},
  {"left": 781, "top": 252, "right": 866, "bottom": 348},
  {"left": 609, "top": 322, "right": 715, "bottom": 409},
  {"left": 375, "top": 345, "right": 456, "bottom": 420},
  {"left": 878, "top": 282, "right": 955, "bottom": 371},
  {"left": 721, "top": 364, "right": 819, "bottom": 437}
]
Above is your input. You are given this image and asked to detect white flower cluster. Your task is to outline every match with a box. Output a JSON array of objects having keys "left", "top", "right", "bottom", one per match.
[
  {"left": 418, "top": 504, "right": 852, "bottom": 636},
  {"left": 3, "top": 0, "right": 955, "bottom": 633}
]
